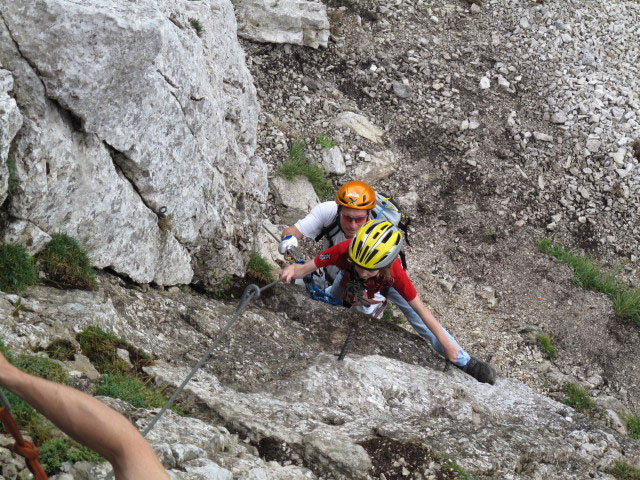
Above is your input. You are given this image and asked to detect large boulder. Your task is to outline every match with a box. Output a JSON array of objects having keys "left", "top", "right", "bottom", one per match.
[
  {"left": 0, "top": 0, "right": 268, "bottom": 286},
  {"left": 235, "top": 0, "right": 330, "bottom": 49}
]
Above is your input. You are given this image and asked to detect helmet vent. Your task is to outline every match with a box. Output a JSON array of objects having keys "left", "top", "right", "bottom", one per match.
[{"left": 364, "top": 248, "right": 380, "bottom": 265}]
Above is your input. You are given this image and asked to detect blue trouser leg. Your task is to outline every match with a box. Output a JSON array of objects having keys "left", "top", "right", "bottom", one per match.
[
  {"left": 385, "top": 287, "right": 470, "bottom": 367},
  {"left": 326, "top": 270, "right": 345, "bottom": 303}
]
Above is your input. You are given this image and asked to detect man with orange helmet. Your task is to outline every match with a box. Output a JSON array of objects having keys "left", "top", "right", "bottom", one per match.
[{"left": 280, "top": 181, "right": 376, "bottom": 287}]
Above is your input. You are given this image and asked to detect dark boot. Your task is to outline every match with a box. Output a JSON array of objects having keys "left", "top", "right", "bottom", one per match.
[{"left": 461, "top": 357, "right": 496, "bottom": 385}]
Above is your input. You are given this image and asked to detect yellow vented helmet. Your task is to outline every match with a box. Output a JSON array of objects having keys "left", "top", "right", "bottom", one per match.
[{"left": 348, "top": 220, "right": 404, "bottom": 270}]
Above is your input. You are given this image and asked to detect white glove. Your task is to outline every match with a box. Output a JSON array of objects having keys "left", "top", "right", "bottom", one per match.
[{"left": 278, "top": 235, "right": 299, "bottom": 255}]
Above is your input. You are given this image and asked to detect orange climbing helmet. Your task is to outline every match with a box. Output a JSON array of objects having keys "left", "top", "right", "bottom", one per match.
[{"left": 336, "top": 181, "right": 375, "bottom": 210}]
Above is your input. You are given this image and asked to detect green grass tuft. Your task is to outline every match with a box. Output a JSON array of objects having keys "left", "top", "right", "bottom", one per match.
[
  {"left": 535, "top": 333, "right": 557, "bottom": 361},
  {"left": 45, "top": 339, "right": 77, "bottom": 361},
  {"left": 14, "top": 355, "right": 68, "bottom": 384},
  {"left": 189, "top": 17, "right": 203, "bottom": 37},
  {"left": 39, "top": 437, "right": 103, "bottom": 475},
  {"left": 536, "top": 238, "right": 640, "bottom": 325},
  {"left": 75, "top": 326, "right": 153, "bottom": 375},
  {"left": 37, "top": 233, "right": 97, "bottom": 290},
  {"left": 277, "top": 140, "right": 332, "bottom": 199},
  {"left": 0, "top": 339, "right": 14, "bottom": 362},
  {"left": 316, "top": 135, "right": 337, "bottom": 149},
  {"left": 626, "top": 414, "right": 640, "bottom": 439},
  {"left": 246, "top": 251, "right": 274, "bottom": 283},
  {"left": 96, "top": 373, "right": 167, "bottom": 409},
  {"left": 612, "top": 288, "right": 640, "bottom": 324},
  {"left": 563, "top": 382, "right": 596, "bottom": 415},
  {"left": 610, "top": 461, "right": 640, "bottom": 480},
  {"left": 0, "top": 243, "right": 37, "bottom": 293}
]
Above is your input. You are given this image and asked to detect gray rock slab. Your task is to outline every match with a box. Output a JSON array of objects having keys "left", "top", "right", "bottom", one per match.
[
  {"left": 235, "top": 0, "right": 330, "bottom": 49},
  {"left": 272, "top": 176, "right": 319, "bottom": 225}
]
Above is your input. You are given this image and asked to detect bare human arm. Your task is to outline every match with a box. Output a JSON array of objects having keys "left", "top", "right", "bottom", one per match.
[
  {"left": 0, "top": 352, "right": 169, "bottom": 480},
  {"left": 280, "top": 225, "right": 303, "bottom": 240},
  {"left": 408, "top": 297, "right": 460, "bottom": 363},
  {"left": 279, "top": 259, "right": 318, "bottom": 283}
]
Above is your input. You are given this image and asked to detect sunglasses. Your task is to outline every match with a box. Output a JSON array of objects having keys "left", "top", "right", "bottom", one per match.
[{"left": 340, "top": 212, "right": 368, "bottom": 225}]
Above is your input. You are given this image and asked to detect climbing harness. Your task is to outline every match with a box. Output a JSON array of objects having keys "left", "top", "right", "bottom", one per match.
[
  {"left": 106, "top": 279, "right": 280, "bottom": 479},
  {"left": 0, "top": 390, "right": 48, "bottom": 480}
]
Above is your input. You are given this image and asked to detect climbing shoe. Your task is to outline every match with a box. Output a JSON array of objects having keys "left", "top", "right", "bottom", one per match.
[{"left": 461, "top": 357, "right": 496, "bottom": 385}]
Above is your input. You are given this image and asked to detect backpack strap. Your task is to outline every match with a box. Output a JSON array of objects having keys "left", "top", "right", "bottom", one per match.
[
  {"left": 399, "top": 250, "right": 408, "bottom": 271},
  {"left": 314, "top": 214, "right": 341, "bottom": 247},
  {"left": 399, "top": 217, "right": 411, "bottom": 246}
]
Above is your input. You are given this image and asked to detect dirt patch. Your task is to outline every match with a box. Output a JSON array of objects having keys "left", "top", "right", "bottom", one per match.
[{"left": 360, "top": 437, "right": 461, "bottom": 480}]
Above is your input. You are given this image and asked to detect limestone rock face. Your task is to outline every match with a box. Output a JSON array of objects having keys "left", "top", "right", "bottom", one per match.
[
  {"left": 0, "top": 0, "right": 268, "bottom": 286},
  {"left": 0, "top": 69, "right": 22, "bottom": 207}
]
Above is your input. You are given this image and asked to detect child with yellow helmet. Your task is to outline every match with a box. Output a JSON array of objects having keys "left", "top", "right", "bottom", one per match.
[{"left": 280, "top": 219, "right": 497, "bottom": 385}]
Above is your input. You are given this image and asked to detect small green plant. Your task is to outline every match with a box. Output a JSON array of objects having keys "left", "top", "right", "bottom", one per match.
[
  {"left": 483, "top": 231, "right": 498, "bottom": 244},
  {"left": 44, "top": 339, "right": 77, "bottom": 361},
  {"left": 0, "top": 243, "right": 37, "bottom": 293},
  {"left": 439, "top": 456, "right": 476, "bottom": 480},
  {"left": 0, "top": 339, "right": 13, "bottom": 361},
  {"left": 277, "top": 140, "right": 332, "bottom": 199},
  {"left": 37, "top": 234, "right": 97, "bottom": 290},
  {"left": 563, "top": 382, "right": 596, "bottom": 415},
  {"left": 76, "top": 326, "right": 153, "bottom": 375},
  {"left": 209, "top": 275, "right": 234, "bottom": 300},
  {"left": 246, "top": 251, "right": 274, "bottom": 283},
  {"left": 189, "top": 17, "right": 203, "bottom": 37},
  {"left": 536, "top": 238, "right": 640, "bottom": 325},
  {"left": 11, "top": 297, "right": 26, "bottom": 317},
  {"left": 626, "top": 413, "right": 640, "bottom": 439},
  {"left": 535, "top": 333, "right": 557, "bottom": 361},
  {"left": 610, "top": 461, "right": 640, "bottom": 480},
  {"left": 39, "top": 437, "right": 103, "bottom": 475},
  {"left": 380, "top": 303, "right": 405, "bottom": 326},
  {"left": 96, "top": 373, "right": 167, "bottom": 409},
  {"left": 316, "top": 135, "right": 336, "bottom": 149}
]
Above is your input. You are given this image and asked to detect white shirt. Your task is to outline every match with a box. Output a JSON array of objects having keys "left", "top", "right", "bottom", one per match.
[
  {"left": 294, "top": 201, "right": 345, "bottom": 283},
  {"left": 295, "top": 201, "right": 347, "bottom": 248}
]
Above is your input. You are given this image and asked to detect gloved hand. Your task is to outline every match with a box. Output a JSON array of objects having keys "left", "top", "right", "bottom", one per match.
[{"left": 278, "top": 235, "right": 299, "bottom": 255}]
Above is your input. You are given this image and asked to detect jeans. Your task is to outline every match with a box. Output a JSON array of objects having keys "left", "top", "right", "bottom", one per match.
[{"left": 327, "top": 272, "right": 470, "bottom": 367}]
